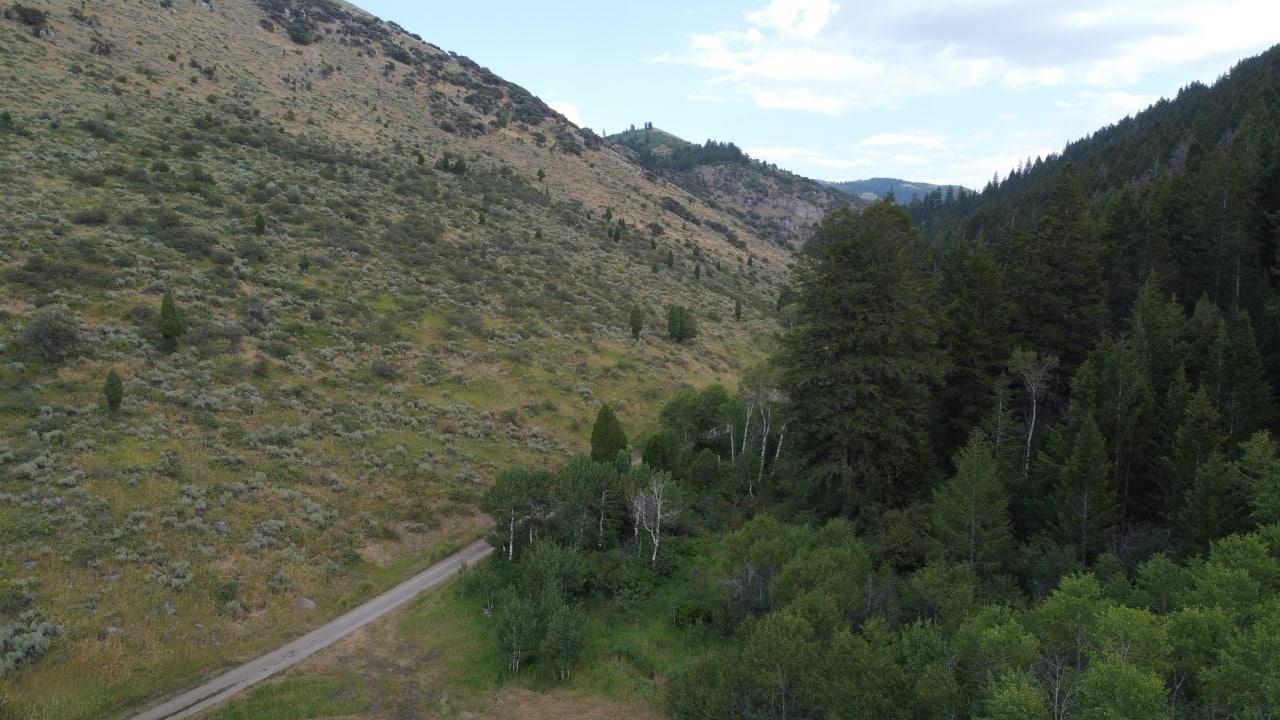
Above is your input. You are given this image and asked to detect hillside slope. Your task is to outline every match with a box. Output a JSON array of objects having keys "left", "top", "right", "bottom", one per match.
[
  {"left": 0, "top": 1, "right": 790, "bottom": 717},
  {"left": 610, "top": 125, "right": 855, "bottom": 250}
]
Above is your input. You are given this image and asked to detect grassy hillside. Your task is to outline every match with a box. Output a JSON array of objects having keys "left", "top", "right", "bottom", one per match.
[{"left": 0, "top": 1, "right": 790, "bottom": 717}]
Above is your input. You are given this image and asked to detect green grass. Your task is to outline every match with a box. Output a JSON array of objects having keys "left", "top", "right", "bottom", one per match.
[{"left": 208, "top": 676, "right": 369, "bottom": 720}]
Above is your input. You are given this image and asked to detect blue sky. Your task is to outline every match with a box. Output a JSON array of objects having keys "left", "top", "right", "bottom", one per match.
[{"left": 359, "top": 0, "right": 1278, "bottom": 188}]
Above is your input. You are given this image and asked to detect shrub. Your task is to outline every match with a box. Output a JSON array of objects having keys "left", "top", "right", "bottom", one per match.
[
  {"left": 22, "top": 306, "right": 81, "bottom": 362},
  {"left": 0, "top": 612, "right": 59, "bottom": 676}
]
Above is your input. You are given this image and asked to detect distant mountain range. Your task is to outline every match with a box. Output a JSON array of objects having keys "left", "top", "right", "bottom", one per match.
[{"left": 825, "top": 177, "right": 968, "bottom": 204}]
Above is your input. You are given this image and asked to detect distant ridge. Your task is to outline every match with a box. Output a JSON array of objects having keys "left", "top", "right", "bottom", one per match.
[{"left": 825, "top": 177, "right": 968, "bottom": 204}]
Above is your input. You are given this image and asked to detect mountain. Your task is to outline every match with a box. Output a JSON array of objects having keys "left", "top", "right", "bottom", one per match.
[
  {"left": 0, "top": 2, "right": 792, "bottom": 717},
  {"left": 610, "top": 124, "right": 858, "bottom": 250},
  {"left": 826, "top": 177, "right": 967, "bottom": 204}
]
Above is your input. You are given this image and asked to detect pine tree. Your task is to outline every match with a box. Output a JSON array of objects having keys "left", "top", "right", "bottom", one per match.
[
  {"left": 691, "top": 448, "right": 720, "bottom": 487},
  {"left": 590, "top": 405, "right": 627, "bottom": 463},
  {"left": 253, "top": 210, "right": 266, "bottom": 235},
  {"left": 937, "top": 241, "right": 1014, "bottom": 458},
  {"left": 1166, "top": 387, "right": 1224, "bottom": 513},
  {"left": 1071, "top": 336, "right": 1155, "bottom": 526},
  {"left": 158, "top": 289, "right": 184, "bottom": 353},
  {"left": 694, "top": 264, "right": 701, "bottom": 280},
  {"left": 928, "top": 432, "right": 1013, "bottom": 574},
  {"left": 103, "top": 369, "right": 123, "bottom": 415},
  {"left": 734, "top": 298, "right": 743, "bottom": 322},
  {"left": 1173, "top": 453, "right": 1245, "bottom": 553},
  {"left": 778, "top": 203, "right": 945, "bottom": 515},
  {"left": 1221, "top": 312, "right": 1273, "bottom": 445},
  {"left": 667, "top": 306, "right": 697, "bottom": 342},
  {"left": 1047, "top": 413, "right": 1117, "bottom": 562},
  {"left": 630, "top": 305, "right": 643, "bottom": 340},
  {"left": 1007, "top": 165, "right": 1110, "bottom": 371},
  {"left": 666, "top": 249, "right": 675, "bottom": 268}
]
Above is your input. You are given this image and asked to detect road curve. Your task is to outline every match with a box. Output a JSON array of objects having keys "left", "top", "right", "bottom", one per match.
[{"left": 127, "top": 539, "right": 493, "bottom": 720}]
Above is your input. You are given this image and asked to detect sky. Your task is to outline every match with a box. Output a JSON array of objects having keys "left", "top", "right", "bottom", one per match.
[{"left": 358, "top": 0, "right": 1279, "bottom": 188}]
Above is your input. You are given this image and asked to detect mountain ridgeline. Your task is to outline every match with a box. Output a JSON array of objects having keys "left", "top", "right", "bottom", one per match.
[
  {"left": 826, "top": 177, "right": 969, "bottom": 204},
  {"left": 610, "top": 123, "right": 857, "bottom": 250}
]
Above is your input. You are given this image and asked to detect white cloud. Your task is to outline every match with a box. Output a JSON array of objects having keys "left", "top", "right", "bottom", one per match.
[
  {"left": 549, "top": 100, "right": 583, "bottom": 127},
  {"left": 663, "top": 0, "right": 1278, "bottom": 114},
  {"left": 746, "top": 0, "right": 839, "bottom": 38}
]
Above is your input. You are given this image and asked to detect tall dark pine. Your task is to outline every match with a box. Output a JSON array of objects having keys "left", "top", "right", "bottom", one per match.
[
  {"left": 936, "top": 241, "right": 1013, "bottom": 460},
  {"left": 1007, "top": 165, "right": 1109, "bottom": 371},
  {"left": 779, "top": 202, "right": 945, "bottom": 517}
]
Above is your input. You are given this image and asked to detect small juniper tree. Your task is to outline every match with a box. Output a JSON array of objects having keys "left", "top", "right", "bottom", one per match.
[
  {"left": 735, "top": 298, "right": 743, "bottom": 321},
  {"left": 630, "top": 304, "right": 644, "bottom": 340},
  {"left": 591, "top": 405, "right": 628, "bottom": 463},
  {"left": 666, "top": 249, "right": 675, "bottom": 268},
  {"left": 667, "top": 306, "right": 697, "bottom": 343},
  {"left": 159, "top": 289, "right": 184, "bottom": 353},
  {"left": 694, "top": 264, "right": 701, "bottom": 280},
  {"left": 299, "top": 255, "right": 311, "bottom": 273},
  {"left": 253, "top": 210, "right": 266, "bottom": 235},
  {"left": 103, "top": 369, "right": 124, "bottom": 415}
]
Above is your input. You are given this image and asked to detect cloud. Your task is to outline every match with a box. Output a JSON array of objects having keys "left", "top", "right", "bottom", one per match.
[
  {"left": 746, "top": 0, "right": 839, "bottom": 38},
  {"left": 749, "top": 127, "right": 1060, "bottom": 188},
  {"left": 549, "top": 100, "right": 583, "bottom": 127},
  {"left": 662, "top": 0, "right": 1279, "bottom": 113}
]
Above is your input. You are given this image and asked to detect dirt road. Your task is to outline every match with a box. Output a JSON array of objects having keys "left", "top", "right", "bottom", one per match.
[{"left": 126, "top": 539, "right": 493, "bottom": 720}]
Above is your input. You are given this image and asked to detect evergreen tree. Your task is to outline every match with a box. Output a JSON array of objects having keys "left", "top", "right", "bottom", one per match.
[
  {"left": 630, "top": 304, "right": 643, "bottom": 340},
  {"left": 937, "top": 242, "right": 1014, "bottom": 458},
  {"left": 735, "top": 298, "right": 743, "bottom": 322},
  {"left": 666, "top": 249, "right": 675, "bottom": 268},
  {"left": 642, "top": 429, "right": 680, "bottom": 472},
  {"left": 1046, "top": 413, "right": 1117, "bottom": 562},
  {"left": 1071, "top": 336, "right": 1155, "bottom": 525},
  {"left": 590, "top": 405, "right": 627, "bottom": 463},
  {"left": 1166, "top": 388, "right": 1224, "bottom": 515},
  {"left": 1006, "top": 165, "right": 1110, "bottom": 371},
  {"left": 253, "top": 210, "right": 266, "bottom": 235},
  {"left": 158, "top": 289, "right": 184, "bottom": 353},
  {"left": 1173, "top": 453, "right": 1245, "bottom": 553},
  {"left": 667, "top": 306, "right": 697, "bottom": 342},
  {"left": 779, "top": 203, "right": 946, "bottom": 515},
  {"left": 691, "top": 448, "right": 721, "bottom": 487},
  {"left": 1221, "top": 312, "right": 1273, "bottom": 445},
  {"left": 694, "top": 264, "right": 701, "bottom": 280},
  {"left": 928, "top": 432, "right": 1014, "bottom": 574},
  {"left": 103, "top": 368, "right": 123, "bottom": 415}
]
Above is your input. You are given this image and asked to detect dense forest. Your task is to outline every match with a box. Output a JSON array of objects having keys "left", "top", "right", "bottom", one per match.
[{"left": 464, "top": 44, "right": 1280, "bottom": 720}]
